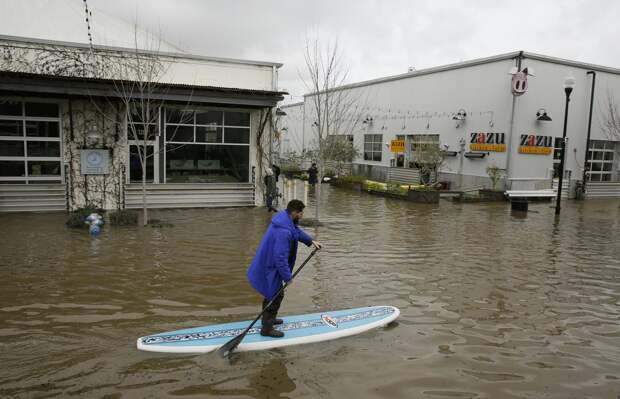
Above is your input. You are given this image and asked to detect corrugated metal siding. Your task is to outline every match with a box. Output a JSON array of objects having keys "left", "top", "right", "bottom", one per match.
[
  {"left": 551, "top": 179, "right": 570, "bottom": 199},
  {"left": 0, "top": 184, "right": 67, "bottom": 212},
  {"left": 125, "top": 183, "right": 255, "bottom": 209},
  {"left": 585, "top": 182, "right": 620, "bottom": 198},
  {"left": 387, "top": 168, "right": 421, "bottom": 185}
]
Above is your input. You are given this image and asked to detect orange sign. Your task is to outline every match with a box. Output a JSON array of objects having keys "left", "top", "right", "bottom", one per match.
[
  {"left": 519, "top": 146, "right": 552, "bottom": 155},
  {"left": 470, "top": 132, "right": 506, "bottom": 152},
  {"left": 390, "top": 140, "right": 405, "bottom": 153},
  {"left": 519, "top": 134, "right": 553, "bottom": 155}
]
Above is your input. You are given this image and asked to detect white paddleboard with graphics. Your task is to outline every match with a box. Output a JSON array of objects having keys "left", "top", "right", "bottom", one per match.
[{"left": 137, "top": 305, "right": 399, "bottom": 353}]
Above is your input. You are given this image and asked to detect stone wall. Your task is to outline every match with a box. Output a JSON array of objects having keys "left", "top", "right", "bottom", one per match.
[{"left": 63, "top": 99, "right": 126, "bottom": 210}]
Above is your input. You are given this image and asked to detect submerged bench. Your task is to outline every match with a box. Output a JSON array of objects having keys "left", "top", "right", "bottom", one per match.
[
  {"left": 505, "top": 189, "right": 556, "bottom": 211},
  {"left": 506, "top": 189, "right": 557, "bottom": 212}
]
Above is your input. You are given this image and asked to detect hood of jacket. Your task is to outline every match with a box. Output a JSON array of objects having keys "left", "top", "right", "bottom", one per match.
[{"left": 271, "top": 210, "right": 298, "bottom": 238}]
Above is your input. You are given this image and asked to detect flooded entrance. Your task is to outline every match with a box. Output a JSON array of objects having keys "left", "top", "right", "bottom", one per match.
[{"left": 1, "top": 186, "right": 619, "bottom": 398}]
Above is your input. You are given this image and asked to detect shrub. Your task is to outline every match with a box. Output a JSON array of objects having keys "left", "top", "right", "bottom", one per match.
[
  {"left": 108, "top": 210, "right": 138, "bottom": 226},
  {"left": 486, "top": 164, "right": 505, "bottom": 190},
  {"left": 410, "top": 184, "right": 439, "bottom": 192},
  {"left": 386, "top": 181, "right": 407, "bottom": 195},
  {"left": 366, "top": 181, "right": 386, "bottom": 191},
  {"left": 66, "top": 206, "right": 104, "bottom": 228}
]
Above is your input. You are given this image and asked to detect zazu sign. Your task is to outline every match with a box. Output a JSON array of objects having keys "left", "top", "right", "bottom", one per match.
[
  {"left": 519, "top": 134, "right": 553, "bottom": 155},
  {"left": 390, "top": 139, "right": 405, "bottom": 153},
  {"left": 469, "top": 132, "right": 506, "bottom": 152}
]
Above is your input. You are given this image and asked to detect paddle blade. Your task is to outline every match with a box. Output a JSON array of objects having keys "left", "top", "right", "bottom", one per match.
[{"left": 217, "top": 332, "right": 246, "bottom": 358}]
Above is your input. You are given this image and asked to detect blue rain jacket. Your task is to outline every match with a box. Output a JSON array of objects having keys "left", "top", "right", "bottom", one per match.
[{"left": 247, "top": 210, "right": 313, "bottom": 300}]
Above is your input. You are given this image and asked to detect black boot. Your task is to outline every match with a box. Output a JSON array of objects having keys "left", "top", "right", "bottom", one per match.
[
  {"left": 260, "top": 315, "right": 284, "bottom": 338},
  {"left": 261, "top": 328, "right": 284, "bottom": 338}
]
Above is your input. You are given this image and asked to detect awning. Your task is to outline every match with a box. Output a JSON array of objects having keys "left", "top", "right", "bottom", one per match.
[{"left": 0, "top": 71, "right": 286, "bottom": 107}]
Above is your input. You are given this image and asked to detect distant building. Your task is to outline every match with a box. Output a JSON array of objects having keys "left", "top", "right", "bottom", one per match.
[
  {"left": 0, "top": 35, "right": 285, "bottom": 212},
  {"left": 280, "top": 51, "right": 620, "bottom": 198}
]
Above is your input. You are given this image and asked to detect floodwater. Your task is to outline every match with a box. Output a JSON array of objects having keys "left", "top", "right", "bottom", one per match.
[{"left": 1, "top": 185, "right": 620, "bottom": 399}]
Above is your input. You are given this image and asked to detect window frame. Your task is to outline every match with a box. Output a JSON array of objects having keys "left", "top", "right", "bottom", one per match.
[
  {"left": 586, "top": 140, "right": 617, "bottom": 182},
  {"left": 162, "top": 107, "right": 252, "bottom": 183},
  {"left": 363, "top": 134, "right": 383, "bottom": 162},
  {"left": 0, "top": 99, "right": 63, "bottom": 184}
]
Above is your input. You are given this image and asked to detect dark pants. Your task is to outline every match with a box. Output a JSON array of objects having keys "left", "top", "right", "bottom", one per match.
[
  {"left": 266, "top": 195, "right": 274, "bottom": 210},
  {"left": 261, "top": 292, "right": 284, "bottom": 331}
]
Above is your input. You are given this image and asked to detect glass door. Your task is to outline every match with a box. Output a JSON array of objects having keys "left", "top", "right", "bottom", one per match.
[
  {"left": 128, "top": 143, "right": 157, "bottom": 183},
  {"left": 126, "top": 106, "right": 160, "bottom": 183}
]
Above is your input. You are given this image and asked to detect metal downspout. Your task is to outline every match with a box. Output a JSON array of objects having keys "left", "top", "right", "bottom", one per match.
[
  {"left": 582, "top": 71, "right": 596, "bottom": 195},
  {"left": 505, "top": 51, "right": 523, "bottom": 188}
]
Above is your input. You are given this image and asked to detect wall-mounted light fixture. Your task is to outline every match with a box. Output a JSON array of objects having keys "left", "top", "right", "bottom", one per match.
[
  {"left": 536, "top": 108, "right": 552, "bottom": 121},
  {"left": 362, "top": 116, "right": 374, "bottom": 124},
  {"left": 86, "top": 123, "right": 102, "bottom": 147},
  {"left": 312, "top": 121, "right": 318, "bottom": 127},
  {"left": 464, "top": 151, "right": 487, "bottom": 159},
  {"left": 452, "top": 109, "right": 467, "bottom": 121},
  {"left": 453, "top": 109, "right": 467, "bottom": 128},
  {"left": 275, "top": 108, "right": 287, "bottom": 116}
]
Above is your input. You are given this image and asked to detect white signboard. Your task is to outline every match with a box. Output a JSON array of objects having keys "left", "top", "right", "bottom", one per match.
[{"left": 80, "top": 149, "right": 110, "bottom": 175}]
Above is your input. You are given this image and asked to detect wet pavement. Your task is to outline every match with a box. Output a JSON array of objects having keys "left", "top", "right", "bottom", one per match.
[{"left": 1, "top": 185, "right": 620, "bottom": 398}]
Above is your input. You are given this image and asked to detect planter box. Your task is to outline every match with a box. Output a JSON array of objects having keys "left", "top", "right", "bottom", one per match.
[
  {"left": 333, "top": 181, "right": 363, "bottom": 192},
  {"left": 452, "top": 194, "right": 483, "bottom": 203},
  {"left": 407, "top": 190, "right": 440, "bottom": 203},
  {"left": 479, "top": 189, "right": 506, "bottom": 201},
  {"left": 367, "top": 189, "right": 406, "bottom": 199}
]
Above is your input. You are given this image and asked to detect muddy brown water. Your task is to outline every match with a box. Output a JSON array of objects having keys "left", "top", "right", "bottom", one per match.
[{"left": 1, "top": 185, "right": 620, "bottom": 398}]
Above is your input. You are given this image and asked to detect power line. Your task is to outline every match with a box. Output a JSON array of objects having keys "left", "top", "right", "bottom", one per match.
[{"left": 83, "top": 0, "right": 94, "bottom": 51}]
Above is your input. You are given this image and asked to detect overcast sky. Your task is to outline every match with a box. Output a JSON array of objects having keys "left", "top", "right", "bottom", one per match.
[{"left": 1, "top": 0, "right": 619, "bottom": 102}]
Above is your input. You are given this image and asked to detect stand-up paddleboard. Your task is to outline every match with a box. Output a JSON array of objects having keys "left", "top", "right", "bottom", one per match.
[{"left": 137, "top": 305, "right": 399, "bottom": 354}]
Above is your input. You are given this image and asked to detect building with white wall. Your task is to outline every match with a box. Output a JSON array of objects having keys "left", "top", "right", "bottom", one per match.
[
  {"left": 0, "top": 35, "right": 284, "bottom": 212},
  {"left": 280, "top": 51, "right": 620, "bottom": 198}
]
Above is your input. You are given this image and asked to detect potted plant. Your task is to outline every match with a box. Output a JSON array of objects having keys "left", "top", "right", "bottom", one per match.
[{"left": 480, "top": 164, "right": 506, "bottom": 201}]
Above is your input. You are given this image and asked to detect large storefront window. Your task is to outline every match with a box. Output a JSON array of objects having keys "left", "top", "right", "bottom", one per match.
[
  {"left": 164, "top": 108, "right": 250, "bottom": 183},
  {"left": 586, "top": 140, "right": 617, "bottom": 182},
  {"left": 165, "top": 144, "right": 249, "bottom": 183},
  {"left": 0, "top": 100, "right": 62, "bottom": 184},
  {"left": 364, "top": 134, "right": 382, "bottom": 162}
]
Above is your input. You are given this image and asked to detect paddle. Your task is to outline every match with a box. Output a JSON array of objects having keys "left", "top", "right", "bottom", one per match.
[{"left": 217, "top": 247, "right": 320, "bottom": 358}]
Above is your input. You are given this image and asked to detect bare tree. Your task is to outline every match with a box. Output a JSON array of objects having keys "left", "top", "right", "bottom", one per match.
[
  {"left": 601, "top": 91, "right": 620, "bottom": 141},
  {"left": 411, "top": 142, "right": 446, "bottom": 185},
  {"left": 301, "top": 37, "right": 365, "bottom": 223},
  {"left": 109, "top": 30, "right": 169, "bottom": 225}
]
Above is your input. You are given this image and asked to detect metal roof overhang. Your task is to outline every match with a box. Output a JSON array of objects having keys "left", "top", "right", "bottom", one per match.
[{"left": 0, "top": 72, "right": 286, "bottom": 108}]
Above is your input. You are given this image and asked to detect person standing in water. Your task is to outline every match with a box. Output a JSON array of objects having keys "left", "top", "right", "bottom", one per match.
[
  {"left": 264, "top": 168, "right": 277, "bottom": 212},
  {"left": 307, "top": 163, "right": 318, "bottom": 186},
  {"left": 246, "top": 200, "right": 322, "bottom": 337}
]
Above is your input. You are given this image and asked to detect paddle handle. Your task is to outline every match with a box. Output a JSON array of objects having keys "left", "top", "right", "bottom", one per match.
[{"left": 247, "top": 247, "right": 319, "bottom": 330}]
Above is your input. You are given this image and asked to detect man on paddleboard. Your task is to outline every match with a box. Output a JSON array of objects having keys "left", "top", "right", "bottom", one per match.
[{"left": 247, "top": 199, "right": 322, "bottom": 337}]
